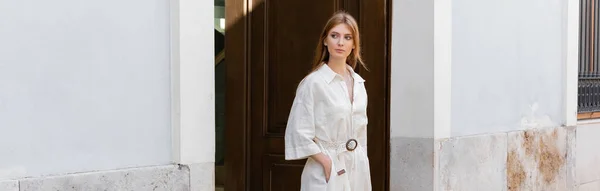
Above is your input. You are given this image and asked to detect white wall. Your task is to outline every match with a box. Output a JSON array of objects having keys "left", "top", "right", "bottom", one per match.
[
  {"left": 451, "top": 0, "right": 565, "bottom": 136},
  {"left": 0, "top": 0, "right": 172, "bottom": 179},
  {"left": 391, "top": 0, "right": 434, "bottom": 138},
  {"left": 170, "top": 0, "right": 215, "bottom": 165}
]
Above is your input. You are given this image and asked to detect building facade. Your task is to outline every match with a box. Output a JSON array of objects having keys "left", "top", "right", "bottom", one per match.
[{"left": 1, "top": 0, "right": 599, "bottom": 190}]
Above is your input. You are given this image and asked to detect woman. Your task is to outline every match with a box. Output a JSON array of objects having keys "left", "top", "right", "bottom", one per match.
[{"left": 284, "top": 11, "right": 371, "bottom": 191}]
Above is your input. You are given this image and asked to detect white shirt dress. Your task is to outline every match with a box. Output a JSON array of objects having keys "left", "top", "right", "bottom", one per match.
[{"left": 284, "top": 63, "right": 372, "bottom": 191}]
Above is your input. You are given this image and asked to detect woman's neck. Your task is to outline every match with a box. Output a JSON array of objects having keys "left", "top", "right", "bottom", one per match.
[{"left": 327, "top": 58, "right": 348, "bottom": 75}]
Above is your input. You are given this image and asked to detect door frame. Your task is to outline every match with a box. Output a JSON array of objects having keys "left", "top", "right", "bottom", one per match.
[
  {"left": 224, "top": 0, "right": 392, "bottom": 190},
  {"left": 224, "top": 0, "right": 249, "bottom": 190}
]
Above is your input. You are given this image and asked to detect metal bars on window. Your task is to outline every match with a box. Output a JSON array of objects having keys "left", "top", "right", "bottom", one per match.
[{"left": 579, "top": 0, "right": 600, "bottom": 113}]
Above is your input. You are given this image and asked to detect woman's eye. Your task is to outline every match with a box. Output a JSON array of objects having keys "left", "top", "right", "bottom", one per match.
[
  {"left": 331, "top": 34, "right": 338, "bottom": 38},
  {"left": 345, "top": 36, "right": 352, "bottom": 40}
]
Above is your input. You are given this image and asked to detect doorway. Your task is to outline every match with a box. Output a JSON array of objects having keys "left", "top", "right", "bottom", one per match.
[
  {"left": 214, "top": 0, "right": 226, "bottom": 190},
  {"left": 225, "top": 1, "right": 391, "bottom": 190}
]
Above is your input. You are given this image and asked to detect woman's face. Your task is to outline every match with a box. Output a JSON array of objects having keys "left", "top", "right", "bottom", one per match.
[{"left": 324, "top": 23, "right": 354, "bottom": 60}]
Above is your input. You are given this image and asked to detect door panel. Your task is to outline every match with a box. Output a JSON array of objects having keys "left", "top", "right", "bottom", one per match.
[
  {"left": 356, "top": 1, "right": 390, "bottom": 189},
  {"left": 264, "top": 155, "right": 305, "bottom": 190},
  {"left": 226, "top": 0, "right": 390, "bottom": 190},
  {"left": 249, "top": 1, "right": 337, "bottom": 190}
]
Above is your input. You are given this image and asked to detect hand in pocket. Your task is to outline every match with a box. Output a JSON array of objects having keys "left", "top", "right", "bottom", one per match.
[
  {"left": 323, "top": 157, "right": 332, "bottom": 182},
  {"left": 310, "top": 152, "right": 333, "bottom": 183}
]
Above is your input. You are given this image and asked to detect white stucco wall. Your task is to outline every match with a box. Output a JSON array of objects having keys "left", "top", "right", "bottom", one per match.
[
  {"left": 170, "top": 0, "right": 215, "bottom": 165},
  {"left": 391, "top": 0, "right": 434, "bottom": 138},
  {"left": 451, "top": 0, "right": 565, "bottom": 136},
  {"left": 0, "top": 0, "right": 172, "bottom": 179},
  {"left": 387, "top": 1, "right": 441, "bottom": 189}
]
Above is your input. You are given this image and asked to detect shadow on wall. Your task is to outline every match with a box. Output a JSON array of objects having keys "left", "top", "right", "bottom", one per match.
[{"left": 215, "top": 28, "right": 225, "bottom": 166}]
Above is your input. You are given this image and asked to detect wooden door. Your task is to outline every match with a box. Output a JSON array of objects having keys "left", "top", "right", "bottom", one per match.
[{"left": 226, "top": 0, "right": 390, "bottom": 190}]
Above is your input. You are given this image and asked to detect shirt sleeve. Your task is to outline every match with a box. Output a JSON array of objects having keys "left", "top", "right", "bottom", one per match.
[
  {"left": 284, "top": 79, "right": 321, "bottom": 160},
  {"left": 358, "top": 91, "right": 368, "bottom": 155}
]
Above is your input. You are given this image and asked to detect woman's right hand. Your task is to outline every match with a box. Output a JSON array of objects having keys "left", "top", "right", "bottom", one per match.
[
  {"left": 311, "top": 152, "right": 332, "bottom": 182},
  {"left": 323, "top": 157, "right": 332, "bottom": 182}
]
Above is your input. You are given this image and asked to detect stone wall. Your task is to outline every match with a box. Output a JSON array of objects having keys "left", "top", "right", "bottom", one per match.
[
  {"left": 391, "top": 125, "right": 600, "bottom": 191},
  {"left": 0, "top": 163, "right": 213, "bottom": 191}
]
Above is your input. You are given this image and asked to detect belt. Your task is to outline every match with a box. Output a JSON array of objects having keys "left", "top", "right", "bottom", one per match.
[{"left": 315, "top": 138, "right": 359, "bottom": 151}]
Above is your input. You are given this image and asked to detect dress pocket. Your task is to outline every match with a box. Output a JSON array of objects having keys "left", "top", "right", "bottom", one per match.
[{"left": 325, "top": 154, "right": 335, "bottom": 184}]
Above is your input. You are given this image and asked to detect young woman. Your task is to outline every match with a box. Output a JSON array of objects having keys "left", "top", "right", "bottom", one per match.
[{"left": 284, "top": 11, "right": 371, "bottom": 191}]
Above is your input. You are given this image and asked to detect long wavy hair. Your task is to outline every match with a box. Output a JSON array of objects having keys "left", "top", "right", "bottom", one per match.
[{"left": 311, "top": 11, "right": 367, "bottom": 72}]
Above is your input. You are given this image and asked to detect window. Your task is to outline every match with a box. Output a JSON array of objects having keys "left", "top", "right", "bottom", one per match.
[{"left": 579, "top": 0, "right": 600, "bottom": 119}]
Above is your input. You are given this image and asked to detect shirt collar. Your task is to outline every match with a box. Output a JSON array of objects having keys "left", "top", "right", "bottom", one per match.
[{"left": 317, "top": 63, "right": 365, "bottom": 84}]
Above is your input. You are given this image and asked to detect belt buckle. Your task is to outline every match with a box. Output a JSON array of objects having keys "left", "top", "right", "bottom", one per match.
[{"left": 346, "top": 139, "right": 358, "bottom": 151}]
